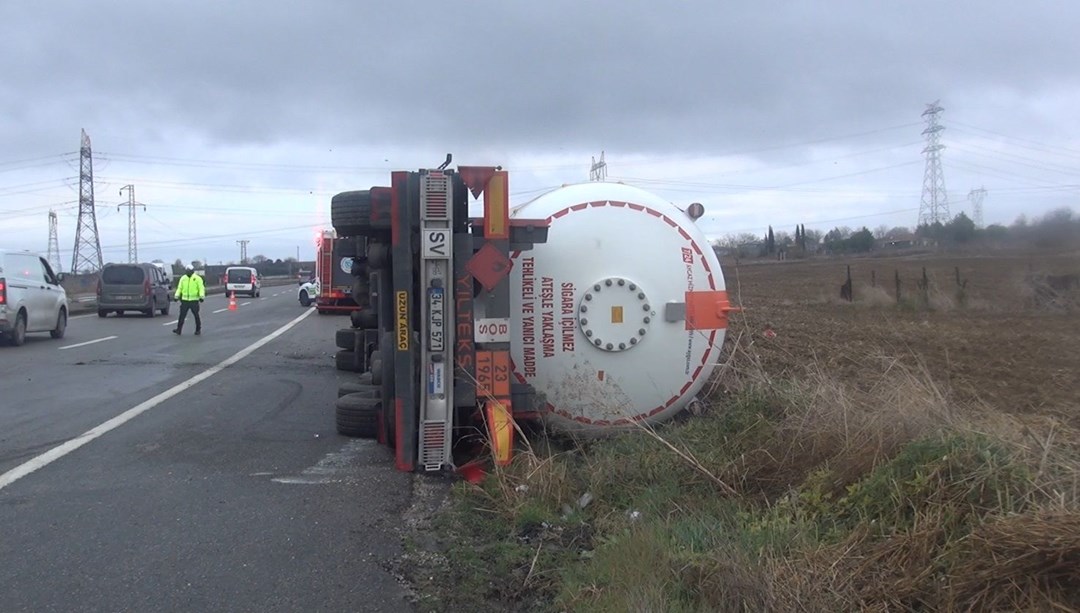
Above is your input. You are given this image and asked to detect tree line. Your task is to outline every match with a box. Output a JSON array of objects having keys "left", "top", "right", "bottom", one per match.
[{"left": 713, "top": 206, "right": 1079, "bottom": 258}]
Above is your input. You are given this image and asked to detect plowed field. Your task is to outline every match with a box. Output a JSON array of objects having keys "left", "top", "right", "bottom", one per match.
[{"left": 722, "top": 250, "right": 1080, "bottom": 423}]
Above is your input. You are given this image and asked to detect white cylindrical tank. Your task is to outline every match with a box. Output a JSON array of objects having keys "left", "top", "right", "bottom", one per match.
[{"left": 506, "top": 182, "right": 727, "bottom": 435}]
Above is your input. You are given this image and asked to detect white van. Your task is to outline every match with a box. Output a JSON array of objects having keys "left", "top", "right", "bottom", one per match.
[
  {"left": 0, "top": 249, "right": 69, "bottom": 346},
  {"left": 152, "top": 261, "right": 174, "bottom": 291},
  {"left": 224, "top": 266, "right": 261, "bottom": 298}
]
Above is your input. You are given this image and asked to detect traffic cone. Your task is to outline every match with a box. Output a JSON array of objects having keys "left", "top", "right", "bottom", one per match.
[{"left": 228, "top": 292, "right": 237, "bottom": 311}]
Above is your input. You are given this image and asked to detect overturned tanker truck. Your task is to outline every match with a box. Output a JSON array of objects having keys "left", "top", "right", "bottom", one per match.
[{"left": 329, "top": 161, "right": 738, "bottom": 473}]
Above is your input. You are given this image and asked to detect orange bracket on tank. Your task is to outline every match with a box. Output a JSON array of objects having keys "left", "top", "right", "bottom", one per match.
[{"left": 684, "top": 290, "right": 742, "bottom": 330}]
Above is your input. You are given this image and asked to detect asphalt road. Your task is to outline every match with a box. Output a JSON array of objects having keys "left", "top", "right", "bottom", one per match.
[{"left": 0, "top": 287, "right": 419, "bottom": 612}]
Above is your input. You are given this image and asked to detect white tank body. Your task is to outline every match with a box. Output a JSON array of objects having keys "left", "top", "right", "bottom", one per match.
[{"left": 505, "top": 182, "right": 727, "bottom": 435}]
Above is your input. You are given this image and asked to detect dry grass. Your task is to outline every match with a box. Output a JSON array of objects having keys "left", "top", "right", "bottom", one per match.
[{"left": 422, "top": 293, "right": 1080, "bottom": 611}]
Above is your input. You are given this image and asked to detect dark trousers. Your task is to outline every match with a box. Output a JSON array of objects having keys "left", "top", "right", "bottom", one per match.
[{"left": 177, "top": 300, "right": 202, "bottom": 332}]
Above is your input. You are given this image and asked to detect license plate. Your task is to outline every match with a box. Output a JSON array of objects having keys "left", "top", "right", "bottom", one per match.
[{"left": 428, "top": 287, "right": 444, "bottom": 352}]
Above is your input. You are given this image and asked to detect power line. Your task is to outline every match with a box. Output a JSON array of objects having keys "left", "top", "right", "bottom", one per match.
[
  {"left": 950, "top": 121, "right": 1080, "bottom": 160},
  {"left": 0, "top": 177, "right": 78, "bottom": 197},
  {"left": 97, "top": 222, "right": 315, "bottom": 250},
  {"left": 0, "top": 152, "right": 75, "bottom": 171}
]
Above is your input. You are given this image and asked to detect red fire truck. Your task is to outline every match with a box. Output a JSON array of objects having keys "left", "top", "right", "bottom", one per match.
[{"left": 314, "top": 229, "right": 362, "bottom": 315}]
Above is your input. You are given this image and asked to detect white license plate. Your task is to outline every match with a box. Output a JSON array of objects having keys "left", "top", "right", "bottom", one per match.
[{"left": 428, "top": 287, "right": 444, "bottom": 352}]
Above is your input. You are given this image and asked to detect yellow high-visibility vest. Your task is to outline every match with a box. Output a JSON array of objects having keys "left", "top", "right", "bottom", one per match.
[{"left": 175, "top": 273, "right": 205, "bottom": 301}]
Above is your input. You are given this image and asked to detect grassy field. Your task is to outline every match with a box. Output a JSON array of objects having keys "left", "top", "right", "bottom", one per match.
[{"left": 401, "top": 248, "right": 1080, "bottom": 612}]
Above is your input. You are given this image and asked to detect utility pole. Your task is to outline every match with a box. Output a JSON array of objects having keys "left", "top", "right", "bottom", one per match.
[
  {"left": 589, "top": 151, "right": 607, "bottom": 182},
  {"left": 118, "top": 184, "right": 145, "bottom": 263},
  {"left": 237, "top": 240, "right": 250, "bottom": 265},
  {"left": 71, "top": 129, "right": 103, "bottom": 273},
  {"left": 918, "top": 101, "right": 950, "bottom": 227},
  {"left": 47, "top": 210, "right": 62, "bottom": 273}
]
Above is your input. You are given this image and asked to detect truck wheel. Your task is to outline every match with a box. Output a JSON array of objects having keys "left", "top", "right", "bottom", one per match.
[
  {"left": 98, "top": 309, "right": 108, "bottom": 318},
  {"left": 299, "top": 290, "right": 311, "bottom": 307},
  {"left": 331, "top": 190, "right": 373, "bottom": 237},
  {"left": 337, "top": 382, "right": 380, "bottom": 398},
  {"left": 335, "top": 349, "right": 361, "bottom": 372},
  {"left": 336, "top": 328, "right": 362, "bottom": 350},
  {"left": 335, "top": 394, "right": 379, "bottom": 438},
  {"left": 349, "top": 308, "right": 378, "bottom": 330}
]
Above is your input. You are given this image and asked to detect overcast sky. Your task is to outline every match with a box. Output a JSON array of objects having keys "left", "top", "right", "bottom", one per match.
[{"left": 2, "top": 1, "right": 1078, "bottom": 269}]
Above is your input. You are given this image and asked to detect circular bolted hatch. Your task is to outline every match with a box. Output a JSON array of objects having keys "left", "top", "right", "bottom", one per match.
[{"left": 577, "top": 276, "right": 652, "bottom": 352}]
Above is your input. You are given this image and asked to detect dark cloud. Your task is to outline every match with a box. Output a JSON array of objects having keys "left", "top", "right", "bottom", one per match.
[{"left": 2, "top": 1, "right": 1078, "bottom": 262}]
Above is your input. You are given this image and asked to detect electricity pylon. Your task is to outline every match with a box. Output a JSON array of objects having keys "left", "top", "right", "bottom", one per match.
[
  {"left": 71, "top": 129, "right": 103, "bottom": 273},
  {"left": 918, "top": 102, "right": 951, "bottom": 227},
  {"left": 118, "top": 184, "right": 145, "bottom": 263},
  {"left": 47, "top": 210, "right": 62, "bottom": 273}
]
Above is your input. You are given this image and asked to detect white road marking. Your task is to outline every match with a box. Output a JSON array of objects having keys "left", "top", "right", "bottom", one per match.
[
  {"left": 0, "top": 308, "right": 317, "bottom": 492},
  {"left": 162, "top": 320, "right": 179, "bottom": 326},
  {"left": 212, "top": 307, "right": 229, "bottom": 314},
  {"left": 70, "top": 313, "right": 99, "bottom": 320},
  {"left": 240, "top": 302, "right": 251, "bottom": 306},
  {"left": 259, "top": 298, "right": 266, "bottom": 301},
  {"left": 58, "top": 336, "right": 118, "bottom": 350},
  {"left": 271, "top": 440, "right": 373, "bottom": 485}
]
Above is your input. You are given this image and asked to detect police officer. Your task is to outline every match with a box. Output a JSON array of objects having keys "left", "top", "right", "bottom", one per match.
[{"left": 173, "top": 264, "right": 205, "bottom": 335}]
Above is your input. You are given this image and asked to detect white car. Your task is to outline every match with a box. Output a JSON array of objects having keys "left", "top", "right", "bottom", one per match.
[
  {"left": 225, "top": 266, "right": 261, "bottom": 298},
  {"left": 0, "top": 249, "right": 68, "bottom": 346},
  {"left": 298, "top": 278, "right": 319, "bottom": 307}
]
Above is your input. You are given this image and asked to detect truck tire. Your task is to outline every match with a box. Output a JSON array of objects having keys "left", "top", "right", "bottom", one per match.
[
  {"left": 337, "top": 382, "right": 380, "bottom": 398},
  {"left": 335, "top": 349, "right": 361, "bottom": 372},
  {"left": 336, "top": 328, "right": 362, "bottom": 350},
  {"left": 331, "top": 190, "right": 372, "bottom": 237},
  {"left": 299, "top": 290, "right": 311, "bottom": 307},
  {"left": 335, "top": 394, "right": 379, "bottom": 438}
]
